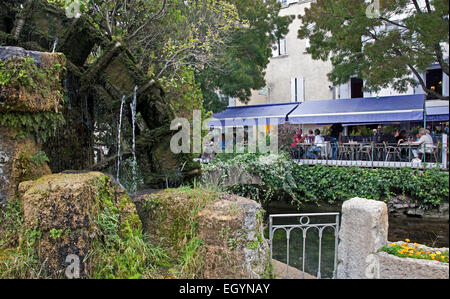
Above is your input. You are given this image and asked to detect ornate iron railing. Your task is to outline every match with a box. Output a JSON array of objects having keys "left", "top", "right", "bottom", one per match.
[{"left": 269, "top": 212, "right": 340, "bottom": 279}]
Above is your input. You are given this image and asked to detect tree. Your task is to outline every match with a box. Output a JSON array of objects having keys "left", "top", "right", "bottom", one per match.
[
  {"left": 298, "top": 0, "right": 449, "bottom": 100},
  {"left": 200, "top": 0, "right": 293, "bottom": 111}
]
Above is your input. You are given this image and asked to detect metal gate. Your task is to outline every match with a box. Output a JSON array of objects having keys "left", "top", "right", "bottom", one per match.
[{"left": 269, "top": 213, "right": 340, "bottom": 279}]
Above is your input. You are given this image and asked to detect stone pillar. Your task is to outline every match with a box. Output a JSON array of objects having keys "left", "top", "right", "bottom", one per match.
[
  {"left": 336, "top": 197, "right": 388, "bottom": 279},
  {"left": 0, "top": 47, "right": 65, "bottom": 205}
]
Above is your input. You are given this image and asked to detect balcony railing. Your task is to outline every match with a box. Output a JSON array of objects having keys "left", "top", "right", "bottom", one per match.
[{"left": 290, "top": 134, "right": 448, "bottom": 170}]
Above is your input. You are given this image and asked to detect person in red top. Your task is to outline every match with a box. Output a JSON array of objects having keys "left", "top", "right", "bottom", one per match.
[{"left": 291, "top": 129, "right": 305, "bottom": 159}]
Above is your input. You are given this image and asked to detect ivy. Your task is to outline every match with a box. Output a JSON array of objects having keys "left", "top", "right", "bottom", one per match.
[{"left": 203, "top": 153, "right": 449, "bottom": 209}]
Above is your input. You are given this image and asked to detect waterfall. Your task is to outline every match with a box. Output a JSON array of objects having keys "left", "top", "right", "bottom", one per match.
[
  {"left": 130, "top": 85, "right": 138, "bottom": 194},
  {"left": 116, "top": 95, "right": 126, "bottom": 183},
  {"left": 52, "top": 38, "right": 59, "bottom": 53}
]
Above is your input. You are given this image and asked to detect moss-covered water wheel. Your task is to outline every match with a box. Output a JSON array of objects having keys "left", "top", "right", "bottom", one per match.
[{"left": 0, "top": 0, "right": 200, "bottom": 191}]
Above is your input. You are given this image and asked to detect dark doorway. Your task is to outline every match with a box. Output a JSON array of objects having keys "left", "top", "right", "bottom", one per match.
[
  {"left": 351, "top": 77, "right": 364, "bottom": 98},
  {"left": 426, "top": 68, "right": 443, "bottom": 99}
]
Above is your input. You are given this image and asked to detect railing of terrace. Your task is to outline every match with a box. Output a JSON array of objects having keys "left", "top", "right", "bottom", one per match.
[{"left": 290, "top": 134, "right": 448, "bottom": 170}]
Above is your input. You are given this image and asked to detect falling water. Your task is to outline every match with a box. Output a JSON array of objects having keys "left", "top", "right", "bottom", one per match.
[
  {"left": 130, "top": 85, "right": 138, "bottom": 194},
  {"left": 116, "top": 95, "right": 126, "bottom": 183},
  {"left": 52, "top": 38, "right": 59, "bottom": 53}
]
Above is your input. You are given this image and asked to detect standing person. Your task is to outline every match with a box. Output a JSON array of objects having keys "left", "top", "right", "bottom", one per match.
[
  {"left": 306, "top": 129, "right": 325, "bottom": 159},
  {"left": 329, "top": 123, "right": 343, "bottom": 160}
]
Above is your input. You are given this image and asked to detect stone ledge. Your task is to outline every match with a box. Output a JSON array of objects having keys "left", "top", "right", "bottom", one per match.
[{"left": 377, "top": 251, "right": 449, "bottom": 279}]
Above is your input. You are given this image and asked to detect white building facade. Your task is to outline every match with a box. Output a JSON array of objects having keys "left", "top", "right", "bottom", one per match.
[{"left": 235, "top": 0, "right": 449, "bottom": 107}]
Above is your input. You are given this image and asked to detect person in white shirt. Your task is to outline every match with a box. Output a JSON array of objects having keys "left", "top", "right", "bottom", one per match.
[
  {"left": 412, "top": 128, "right": 434, "bottom": 160},
  {"left": 306, "top": 129, "right": 325, "bottom": 159}
]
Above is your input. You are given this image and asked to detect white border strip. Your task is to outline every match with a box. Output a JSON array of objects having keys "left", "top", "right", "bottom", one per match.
[{"left": 289, "top": 109, "right": 424, "bottom": 118}]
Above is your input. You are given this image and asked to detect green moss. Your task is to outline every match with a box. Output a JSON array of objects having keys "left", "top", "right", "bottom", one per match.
[{"left": 49, "top": 228, "right": 63, "bottom": 240}]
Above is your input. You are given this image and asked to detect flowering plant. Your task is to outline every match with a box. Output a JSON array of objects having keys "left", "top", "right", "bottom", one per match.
[{"left": 382, "top": 239, "right": 449, "bottom": 264}]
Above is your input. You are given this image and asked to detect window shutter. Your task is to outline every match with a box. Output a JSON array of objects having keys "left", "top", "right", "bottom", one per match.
[
  {"left": 339, "top": 82, "right": 350, "bottom": 99},
  {"left": 414, "top": 72, "right": 425, "bottom": 95},
  {"left": 272, "top": 42, "right": 278, "bottom": 57},
  {"left": 291, "top": 77, "right": 304, "bottom": 102},
  {"left": 363, "top": 80, "right": 372, "bottom": 98},
  {"left": 443, "top": 71, "right": 449, "bottom": 97},
  {"left": 297, "top": 77, "right": 304, "bottom": 102},
  {"left": 279, "top": 38, "right": 287, "bottom": 56},
  {"left": 291, "top": 78, "right": 297, "bottom": 102}
]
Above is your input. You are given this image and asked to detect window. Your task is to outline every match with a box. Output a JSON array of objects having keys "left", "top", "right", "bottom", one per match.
[
  {"left": 272, "top": 38, "right": 287, "bottom": 57},
  {"left": 350, "top": 78, "right": 364, "bottom": 98},
  {"left": 414, "top": 66, "right": 449, "bottom": 98},
  {"left": 426, "top": 68, "right": 443, "bottom": 99}
]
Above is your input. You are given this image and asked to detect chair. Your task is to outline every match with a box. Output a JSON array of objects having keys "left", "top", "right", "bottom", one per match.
[
  {"left": 384, "top": 141, "right": 401, "bottom": 162},
  {"left": 338, "top": 144, "right": 352, "bottom": 160},
  {"left": 423, "top": 141, "right": 440, "bottom": 163},
  {"left": 359, "top": 143, "right": 374, "bottom": 161}
]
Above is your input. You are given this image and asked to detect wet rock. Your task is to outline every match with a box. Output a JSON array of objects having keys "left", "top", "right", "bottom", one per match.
[{"left": 0, "top": 46, "right": 41, "bottom": 65}]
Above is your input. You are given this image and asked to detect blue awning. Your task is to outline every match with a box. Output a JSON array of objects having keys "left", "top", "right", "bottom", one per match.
[
  {"left": 208, "top": 102, "right": 298, "bottom": 127},
  {"left": 288, "top": 95, "right": 425, "bottom": 125},
  {"left": 426, "top": 106, "right": 449, "bottom": 122}
]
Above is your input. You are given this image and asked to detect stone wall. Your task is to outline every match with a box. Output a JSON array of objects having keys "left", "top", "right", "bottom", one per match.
[{"left": 337, "top": 197, "right": 449, "bottom": 279}]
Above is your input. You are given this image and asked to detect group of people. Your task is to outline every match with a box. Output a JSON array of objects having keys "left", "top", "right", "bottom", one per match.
[
  {"left": 291, "top": 123, "right": 437, "bottom": 162},
  {"left": 291, "top": 123, "right": 343, "bottom": 160}
]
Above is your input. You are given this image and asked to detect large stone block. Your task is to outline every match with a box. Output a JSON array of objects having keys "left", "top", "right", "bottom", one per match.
[
  {"left": 336, "top": 197, "right": 388, "bottom": 279},
  {"left": 18, "top": 172, "right": 141, "bottom": 277},
  {"left": 197, "top": 194, "right": 269, "bottom": 279},
  {"left": 133, "top": 189, "right": 270, "bottom": 279}
]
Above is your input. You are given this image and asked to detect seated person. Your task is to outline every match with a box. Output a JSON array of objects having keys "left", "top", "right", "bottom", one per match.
[
  {"left": 291, "top": 129, "right": 305, "bottom": 159},
  {"left": 411, "top": 128, "right": 434, "bottom": 160},
  {"left": 306, "top": 129, "right": 325, "bottom": 159}
]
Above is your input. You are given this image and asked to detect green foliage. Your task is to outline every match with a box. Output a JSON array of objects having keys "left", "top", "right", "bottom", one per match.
[
  {"left": 0, "top": 112, "right": 65, "bottom": 142},
  {"left": 0, "top": 199, "right": 51, "bottom": 279},
  {"left": 203, "top": 153, "right": 449, "bottom": 209},
  {"left": 298, "top": 0, "right": 449, "bottom": 100},
  {"left": 0, "top": 199, "right": 24, "bottom": 248},
  {"left": 30, "top": 151, "right": 50, "bottom": 165},
  {"left": 88, "top": 176, "right": 148, "bottom": 278},
  {"left": 49, "top": 228, "right": 63, "bottom": 240}
]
